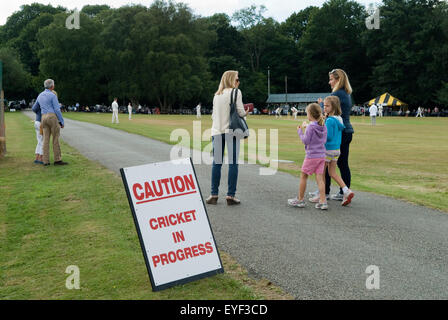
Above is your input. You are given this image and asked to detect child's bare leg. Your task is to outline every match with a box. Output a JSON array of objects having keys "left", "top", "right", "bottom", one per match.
[
  {"left": 298, "top": 172, "right": 308, "bottom": 201},
  {"left": 316, "top": 173, "right": 326, "bottom": 203},
  {"left": 328, "top": 161, "right": 347, "bottom": 188}
]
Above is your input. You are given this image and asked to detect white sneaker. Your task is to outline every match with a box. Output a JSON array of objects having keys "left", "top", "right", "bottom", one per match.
[
  {"left": 309, "top": 194, "right": 330, "bottom": 203},
  {"left": 330, "top": 193, "right": 344, "bottom": 201},
  {"left": 288, "top": 198, "right": 306, "bottom": 208},
  {"left": 342, "top": 190, "right": 354, "bottom": 206},
  {"left": 308, "top": 190, "right": 319, "bottom": 197},
  {"left": 315, "top": 202, "right": 328, "bottom": 210}
]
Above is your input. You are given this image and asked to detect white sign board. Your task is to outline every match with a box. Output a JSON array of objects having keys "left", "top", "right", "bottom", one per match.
[{"left": 120, "top": 158, "right": 223, "bottom": 291}]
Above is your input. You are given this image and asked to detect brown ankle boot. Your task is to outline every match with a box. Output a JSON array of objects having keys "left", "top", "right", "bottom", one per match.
[
  {"left": 226, "top": 197, "right": 241, "bottom": 205},
  {"left": 206, "top": 195, "right": 218, "bottom": 204}
]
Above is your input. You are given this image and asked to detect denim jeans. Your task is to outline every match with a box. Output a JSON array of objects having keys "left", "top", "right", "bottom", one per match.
[{"left": 211, "top": 133, "right": 240, "bottom": 197}]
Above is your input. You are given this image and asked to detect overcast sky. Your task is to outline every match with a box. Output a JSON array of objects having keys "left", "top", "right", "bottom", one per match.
[{"left": 0, "top": 0, "right": 375, "bottom": 26}]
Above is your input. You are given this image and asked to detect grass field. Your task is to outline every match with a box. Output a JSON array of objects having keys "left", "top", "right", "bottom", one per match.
[
  {"left": 63, "top": 112, "right": 448, "bottom": 212},
  {"left": 0, "top": 112, "right": 292, "bottom": 299}
]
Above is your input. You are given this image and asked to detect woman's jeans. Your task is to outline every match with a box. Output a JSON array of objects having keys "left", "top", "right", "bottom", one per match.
[
  {"left": 211, "top": 133, "right": 240, "bottom": 197},
  {"left": 325, "top": 132, "right": 353, "bottom": 195}
]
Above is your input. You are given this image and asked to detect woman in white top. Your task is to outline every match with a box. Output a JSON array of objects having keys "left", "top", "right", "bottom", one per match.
[{"left": 206, "top": 70, "right": 247, "bottom": 205}]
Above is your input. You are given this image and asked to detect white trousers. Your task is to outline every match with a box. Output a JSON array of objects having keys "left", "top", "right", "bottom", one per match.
[
  {"left": 34, "top": 121, "right": 43, "bottom": 155},
  {"left": 112, "top": 110, "right": 119, "bottom": 123}
]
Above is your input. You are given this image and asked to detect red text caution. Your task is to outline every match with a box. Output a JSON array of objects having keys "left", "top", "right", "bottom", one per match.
[{"left": 132, "top": 174, "right": 196, "bottom": 204}]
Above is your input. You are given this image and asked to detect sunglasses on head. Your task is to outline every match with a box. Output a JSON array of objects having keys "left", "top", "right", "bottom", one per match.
[{"left": 329, "top": 69, "right": 338, "bottom": 74}]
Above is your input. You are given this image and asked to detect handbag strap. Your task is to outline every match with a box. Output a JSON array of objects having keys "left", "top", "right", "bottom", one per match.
[{"left": 230, "top": 88, "right": 238, "bottom": 113}]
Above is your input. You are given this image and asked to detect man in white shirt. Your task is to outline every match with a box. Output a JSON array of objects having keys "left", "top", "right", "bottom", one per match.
[
  {"left": 196, "top": 103, "right": 201, "bottom": 119},
  {"left": 112, "top": 98, "right": 119, "bottom": 123},
  {"left": 128, "top": 103, "right": 133, "bottom": 120},
  {"left": 291, "top": 106, "right": 298, "bottom": 119},
  {"left": 378, "top": 104, "right": 383, "bottom": 117},
  {"left": 369, "top": 103, "right": 378, "bottom": 126},
  {"left": 416, "top": 106, "right": 423, "bottom": 117},
  {"left": 275, "top": 106, "right": 281, "bottom": 118}
]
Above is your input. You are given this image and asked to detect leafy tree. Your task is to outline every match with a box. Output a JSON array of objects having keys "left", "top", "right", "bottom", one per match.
[
  {"left": 437, "top": 82, "right": 448, "bottom": 105},
  {"left": 232, "top": 5, "right": 266, "bottom": 29},
  {"left": 9, "top": 13, "right": 56, "bottom": 76},
  {"left": 364, "top": 0, "right": 448, "bottom": 106},
  {"left": 0, "top": 47, "right": 32, "bottom": 99},
  {"left": 203, "top": 14, "right": 244, "bottom": 81},
  {"left": 97, "top": 1, "right": 214, "bottom": 111},
  {"left": 81, "top": 5, "right": 111, "bottom": 17},
  {"left": 37, "top": 12, "right": 104, "bottom": 105},
  {"left": 299, "top": 0, "right": 369, "bottom": 100},
  {"left": 1, "top": 3, "right": 63, "bottom": 42},
  {"left": 280, "top": 6, "right": 319, "bottom": 42}
]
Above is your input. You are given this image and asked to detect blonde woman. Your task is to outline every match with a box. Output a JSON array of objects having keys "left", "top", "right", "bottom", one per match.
[
  {"left": 206, "top": 70, "right": 247, "bottom": 205},
  {"left": 314, "top": 69, "right": 354, "bottom": 201}
]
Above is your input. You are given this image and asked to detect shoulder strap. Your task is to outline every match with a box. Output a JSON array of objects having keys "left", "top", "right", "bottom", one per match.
[
  {"left": 230, "top": 88, "right": 238, "bottom": 113},
  {"left": 230, "top": 88, "right": 238, "bottom": 105}
]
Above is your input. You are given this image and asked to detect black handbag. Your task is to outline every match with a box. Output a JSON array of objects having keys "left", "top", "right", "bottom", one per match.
[{"left": 229, "top": 88, "right": 249, "bottom": 139}]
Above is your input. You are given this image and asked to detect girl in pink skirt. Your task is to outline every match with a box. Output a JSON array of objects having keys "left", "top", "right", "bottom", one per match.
[{"left": 288, "top": 103, "right": 328, "bottom": 210}]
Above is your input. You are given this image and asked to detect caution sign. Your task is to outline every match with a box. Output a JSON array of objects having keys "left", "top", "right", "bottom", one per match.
[{"left": 120, "top": 158, "right": 223, "bottom": 291}]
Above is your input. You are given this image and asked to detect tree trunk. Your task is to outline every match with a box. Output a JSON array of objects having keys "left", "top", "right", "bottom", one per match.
[{"left": 0, "top": 89, "right": 6, "bottom": 157}]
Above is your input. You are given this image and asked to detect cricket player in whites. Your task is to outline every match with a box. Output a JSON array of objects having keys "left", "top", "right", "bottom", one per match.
[
  {"left": 112, "top": 98, "right": 119, "bottom": 124},
  {"left": 196, "top": 103, "right": 202, "bottom": 119},
  {"left": 275, "top": 106, "right": 282, "bottom": 119},
  {"left": 291, "top": 106, "right": 299, "bottom": 119}
]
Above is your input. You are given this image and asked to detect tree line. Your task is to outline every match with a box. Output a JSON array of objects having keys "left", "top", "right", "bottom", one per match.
[{"left": 0, "top": 0, "right": 447, "bottom": 112}]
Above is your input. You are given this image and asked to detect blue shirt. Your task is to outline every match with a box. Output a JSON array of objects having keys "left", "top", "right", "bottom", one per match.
[
  {"left": 325, "top": 116, "right": 345, "bottom": 150},
  {"left": 331, "top": 89, "right": 353, "bottom": 134},
  {"left": 32, "top": 89, "right": 64, "bottom": 126},
  {"left": 35, "top": 108, "right": 42, "bottom": 122}
]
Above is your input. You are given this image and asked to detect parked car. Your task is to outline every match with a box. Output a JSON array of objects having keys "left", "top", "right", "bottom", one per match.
[{"left": 8, "top": 100, "right": 21, "bottom": 111}]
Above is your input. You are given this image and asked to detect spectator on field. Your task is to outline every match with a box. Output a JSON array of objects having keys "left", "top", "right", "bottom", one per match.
[
  {"left": 206, "top": 70, "right": 247, "bottom": 206},
  {"left": 369, "top": 103, "right": 378, "bottom": 125},
  {"left": 416, "top": 106, "right": 423, "bottom": 117},
  {"left": 309, "top": 95, "right": 354, "bottom": 206},
  {"left": 288, "top": 103, "right": 327, "bottom": 210},
  {"left": 196, "top": 103, "right": 202, "bottom": 119},
  {"left": 33, "top": 102, "right": 44, "bottom": 165},
  {"left": 314, "top": 69, "right": 354, "bottom": 202},
  {"left": 112, "top": 98, "right": 119, "bottom": 123},
  {"left": 128, "top": 102, "right": 133, "bottom": 120},
  {"left": 378, "top": 104, "right": 383, "bottom": 117},
  {"left": 32, "top": 79, "right": 68, "bottom": 166}
]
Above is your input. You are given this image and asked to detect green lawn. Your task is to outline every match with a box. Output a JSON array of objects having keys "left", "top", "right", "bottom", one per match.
[
  {"left": 64, "top": 112, "right": 448, "bottom": 212},
  {"left": 0, "top": 112, "right": 291, "bottom": 299}
]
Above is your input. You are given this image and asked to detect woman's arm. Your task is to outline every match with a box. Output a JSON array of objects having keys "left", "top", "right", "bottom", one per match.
[
  {"left": 236, "top": 89, "right": 247, "bottom": 117},
  {"left": 298, "top": 125, "right": 313, "bottom": 145}
]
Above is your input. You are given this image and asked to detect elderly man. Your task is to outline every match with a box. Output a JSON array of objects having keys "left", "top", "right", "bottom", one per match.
[{"left": 32, "top": 79, "right": 68, "bottom": 166}]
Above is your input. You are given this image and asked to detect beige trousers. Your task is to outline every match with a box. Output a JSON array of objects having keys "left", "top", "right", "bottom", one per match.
[{"left": 41, "top": 113, "right": 61, "bottom": 163}]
